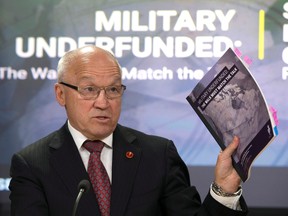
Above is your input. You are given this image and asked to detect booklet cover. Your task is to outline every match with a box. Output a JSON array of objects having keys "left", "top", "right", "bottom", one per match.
[{"left": 186, "top": 48, "right": 278, "bottom": 182}]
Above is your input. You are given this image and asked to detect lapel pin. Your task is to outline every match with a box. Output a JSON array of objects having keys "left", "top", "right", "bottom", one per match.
[{"left": 126, "top": 151, "right": 134, "bottom": 159}]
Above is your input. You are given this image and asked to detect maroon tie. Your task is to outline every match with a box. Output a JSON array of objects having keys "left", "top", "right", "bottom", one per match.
[{"left": 83, "top": 140, "right": 111, "bottom": 216}]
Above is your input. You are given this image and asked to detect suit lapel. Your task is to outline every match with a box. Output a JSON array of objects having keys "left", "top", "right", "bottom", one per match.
[
  {"left": 49, "top": 124, "right": 100, "bottom": 215},
  {"left": 110, "top": 125, "right": 142, "bottom": 216},
  {"left": 48, "top": 124, "right": 142, "bottom": 216}
]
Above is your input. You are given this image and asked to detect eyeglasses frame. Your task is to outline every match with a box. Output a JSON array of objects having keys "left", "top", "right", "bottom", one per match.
[{"left": 59, "top": 81, "right": 126, "bottom": 99}]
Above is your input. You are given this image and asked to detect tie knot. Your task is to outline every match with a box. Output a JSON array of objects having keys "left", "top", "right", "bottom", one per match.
[{"left": 83, "top": 140, "right": 105, "bottom": 153}]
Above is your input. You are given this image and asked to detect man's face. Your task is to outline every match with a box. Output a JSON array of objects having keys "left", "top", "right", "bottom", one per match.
[{"left": 55, "top": 48, "right": 123, "bottom": 140}]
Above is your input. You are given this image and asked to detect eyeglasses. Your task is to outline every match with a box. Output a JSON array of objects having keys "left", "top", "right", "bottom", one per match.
[{"left": 59, "top": 81, "right": 126, "bottom": 99}]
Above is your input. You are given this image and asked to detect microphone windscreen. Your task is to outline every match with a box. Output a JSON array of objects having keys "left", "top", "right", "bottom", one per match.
[{"left": 78, "top": 179, "right": 91, "bottom": 193}]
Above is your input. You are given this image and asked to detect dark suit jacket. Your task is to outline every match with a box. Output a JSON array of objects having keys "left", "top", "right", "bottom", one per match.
[{"left": 9, "top": 123, "right": 248, "bottom": 216}]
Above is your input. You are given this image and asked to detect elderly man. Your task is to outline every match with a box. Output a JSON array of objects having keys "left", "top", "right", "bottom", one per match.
[{"left": 9, "top": 45, "right": 248, "bottom": 216}]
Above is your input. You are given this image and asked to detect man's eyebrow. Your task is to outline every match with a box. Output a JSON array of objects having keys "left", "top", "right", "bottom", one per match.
[{"left": 77, "top": 77, "right": 122, "bottom": 85}]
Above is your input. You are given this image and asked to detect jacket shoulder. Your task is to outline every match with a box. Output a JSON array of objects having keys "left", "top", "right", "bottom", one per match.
[{"left": 116, "top": 124, "right": 171, "bottom": 146}]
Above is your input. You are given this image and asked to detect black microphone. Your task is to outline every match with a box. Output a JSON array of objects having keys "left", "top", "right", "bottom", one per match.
[{"left": 72, "top": 179, "right": 91, "bottom": 216}]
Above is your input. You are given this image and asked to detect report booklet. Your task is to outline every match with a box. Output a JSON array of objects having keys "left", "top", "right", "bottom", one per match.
[{"left": 186, "top": 48, "right": 278, "bottom": 182}]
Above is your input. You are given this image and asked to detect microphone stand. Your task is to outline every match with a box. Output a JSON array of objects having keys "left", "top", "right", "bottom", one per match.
[{"left": 72, "top": 180, "right": 90, "bottom": 216}]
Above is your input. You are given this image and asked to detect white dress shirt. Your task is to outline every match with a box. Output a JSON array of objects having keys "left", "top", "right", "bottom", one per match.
[{"left": 210, "top": 186, "right": 242, "bottom": 210}]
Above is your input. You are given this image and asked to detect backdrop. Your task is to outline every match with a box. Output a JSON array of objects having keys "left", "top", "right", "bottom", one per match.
[{"left": 0, "top": 0, "right": 287, "bottom": 212}]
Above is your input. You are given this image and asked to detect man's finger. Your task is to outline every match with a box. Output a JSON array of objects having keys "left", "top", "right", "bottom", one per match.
[{"left": 223, "top": 136, "right": 239, "bottom": 156}]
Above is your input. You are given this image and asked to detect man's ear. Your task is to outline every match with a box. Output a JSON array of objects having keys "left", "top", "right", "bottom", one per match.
[{"left": 54, "top": 83, "right": 66, "bottom": 106}]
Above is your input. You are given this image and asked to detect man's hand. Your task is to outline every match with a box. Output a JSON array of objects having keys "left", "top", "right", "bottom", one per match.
[{"left": 214, "top": 136, "right": 241, "bottom": 193}]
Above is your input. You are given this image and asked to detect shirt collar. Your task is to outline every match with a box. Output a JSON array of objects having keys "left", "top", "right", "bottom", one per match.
[{"left": 67, "top": 120, "right": 113, "bottom": 150}]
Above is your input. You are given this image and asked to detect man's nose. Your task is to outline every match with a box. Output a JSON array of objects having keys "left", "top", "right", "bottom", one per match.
[{"left": 93, "top": 89, "right": 109, "bottom": 107}]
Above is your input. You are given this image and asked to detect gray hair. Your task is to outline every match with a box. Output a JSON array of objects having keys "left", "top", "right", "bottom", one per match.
[{"left": 57, "top": 49, "right": 78, "bottom": 82}]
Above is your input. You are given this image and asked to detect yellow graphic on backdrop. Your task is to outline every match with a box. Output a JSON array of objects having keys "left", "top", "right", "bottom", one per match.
[{"left": 258, "top": 10, "right": 265, "bottom": 60}]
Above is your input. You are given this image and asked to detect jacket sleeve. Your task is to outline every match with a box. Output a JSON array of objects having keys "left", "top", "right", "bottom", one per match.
[
  {"left": 9, "top": 153, "right": 50, "bottom": 216},
  {"left": 160, "top": 140, "right": 248, "bottom": 216}
]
